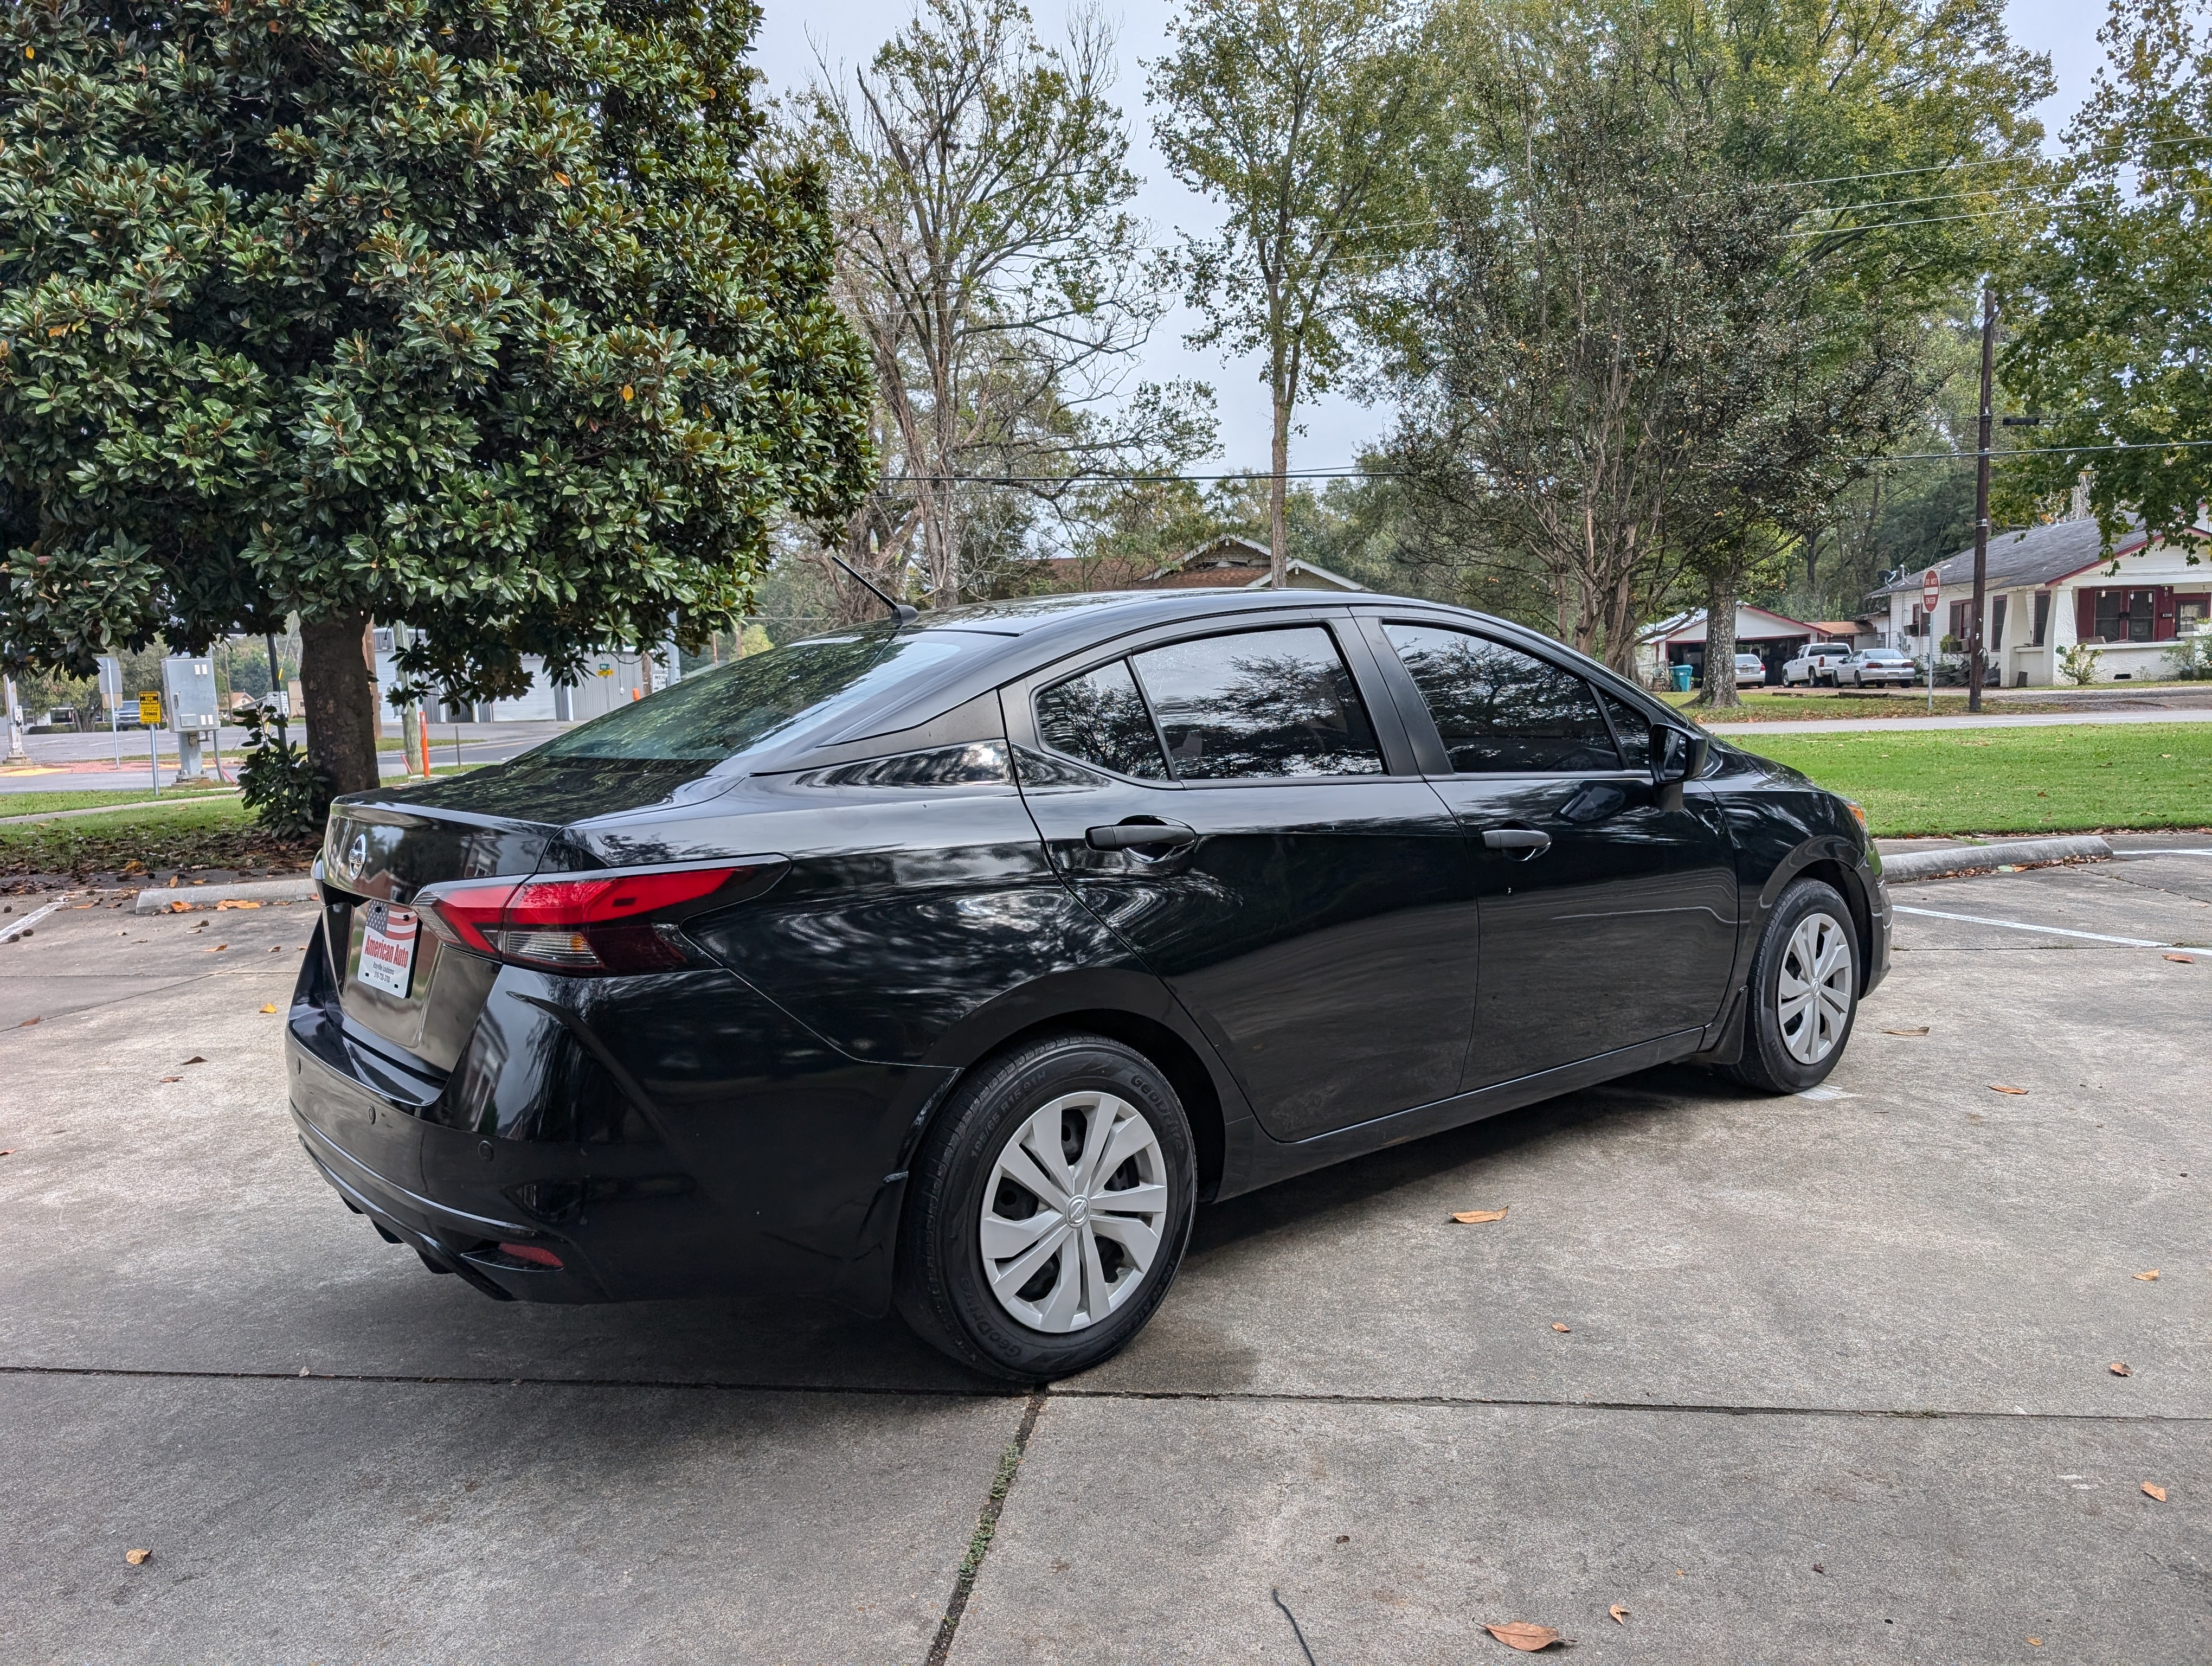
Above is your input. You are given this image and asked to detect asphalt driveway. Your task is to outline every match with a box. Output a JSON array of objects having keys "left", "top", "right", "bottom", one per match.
[{"left": 2, "top": 851, "right": 2205, "bottom": 1663}]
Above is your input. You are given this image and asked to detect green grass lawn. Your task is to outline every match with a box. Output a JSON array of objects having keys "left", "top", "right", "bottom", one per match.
[
  {"left": 0, "top": 785, "right": 234, "bottom": 818},
  {"left": 0, "top": 795, "right": 313, "bottom": 880},
  {"left": 1732, "top": 722, "right": 2212, "bottom": 836}
]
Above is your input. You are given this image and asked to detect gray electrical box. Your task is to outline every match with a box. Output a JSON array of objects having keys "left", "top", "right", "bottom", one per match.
[{"left": 161, "top": 657, "right": 220, "bottom": 731}]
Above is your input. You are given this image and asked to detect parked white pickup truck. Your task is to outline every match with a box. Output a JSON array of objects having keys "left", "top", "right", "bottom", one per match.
[{"left": 1780, "top": 642, "right": 1854, "bottom": 685}]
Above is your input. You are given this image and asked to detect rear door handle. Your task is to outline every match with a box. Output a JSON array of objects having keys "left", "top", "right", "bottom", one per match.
[
  {"left": 1086, "top": 821, "right": 1197, "bottom": 851},
  {"left": 1482, "top": 828, "right": 1552, "bottom": 858}
]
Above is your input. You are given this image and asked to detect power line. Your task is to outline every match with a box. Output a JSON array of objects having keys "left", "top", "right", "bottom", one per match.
[{"left": 871, "top": 436, "right": 2212, "bottom": 490}]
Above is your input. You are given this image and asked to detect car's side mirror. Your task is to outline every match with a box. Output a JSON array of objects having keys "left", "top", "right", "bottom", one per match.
[{"left": 1652, "top": 727, "right": 1708, "bottom": 795}]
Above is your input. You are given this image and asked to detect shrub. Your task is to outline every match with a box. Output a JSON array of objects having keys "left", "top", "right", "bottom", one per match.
[
  {"left": 2163, "top": 636, "right": 2212, "bottom": 681},
  {"left": 236, "top": 703, "right": 333, "bottom": 840},
  {"left": 2058, "top": 642, "right": 2103, "bottom": 685}
]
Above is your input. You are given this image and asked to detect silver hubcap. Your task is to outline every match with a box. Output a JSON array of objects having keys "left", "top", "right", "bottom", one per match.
[
  {"left": 1777, "top": 912, "right": 1854, "bottom": 1064},
  {"left": 979, "top": 1091, "right": 1169, "bottom": 1335}
]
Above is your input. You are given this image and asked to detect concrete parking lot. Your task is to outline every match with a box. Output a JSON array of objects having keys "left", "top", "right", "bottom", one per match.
[{"left": 3, "top": 848, "right": 2207, "bottom": 1663}]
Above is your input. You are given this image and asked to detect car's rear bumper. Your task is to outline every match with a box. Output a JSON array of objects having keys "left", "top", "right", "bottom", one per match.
[{"left": 282, "top": 918, "right": 948, "bottom": 1313}]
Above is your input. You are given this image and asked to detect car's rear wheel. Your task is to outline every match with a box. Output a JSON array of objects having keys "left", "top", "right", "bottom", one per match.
[
  {"left": 895, "top": 1033, "right": 1196, "bottom": 1382},
  {"left": 1724, "top": 879, "right": 1860, "bottom": 1093}
]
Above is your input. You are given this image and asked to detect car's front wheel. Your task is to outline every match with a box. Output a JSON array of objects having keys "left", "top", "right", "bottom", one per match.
[
  {"left": 895, "top": 1032, "right": 1196, "bottom": 1381},
  {"left": 1724, "top": 878, "right": 1860, "bottom": 1093}
]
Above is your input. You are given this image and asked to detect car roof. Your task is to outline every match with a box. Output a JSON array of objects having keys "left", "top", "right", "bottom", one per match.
[{"left": 735, "top": 588, "right": 1671, "bottom": 771}]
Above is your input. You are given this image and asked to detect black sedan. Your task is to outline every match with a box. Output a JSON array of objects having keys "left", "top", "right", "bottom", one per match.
[{"left": 288, "top": 591, "right": 1888, "bottom": 1381}]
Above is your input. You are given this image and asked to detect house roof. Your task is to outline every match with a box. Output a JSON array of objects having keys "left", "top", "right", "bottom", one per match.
[
  {"left": 1868, "top": 516, "right": 2175, "bottom": 597},
  {"left": 1638, "top": 604, "right": 1824, "bottom": 644},
  {"left": 1143, "top": 534, "right": 1366, "bottom": 592}
]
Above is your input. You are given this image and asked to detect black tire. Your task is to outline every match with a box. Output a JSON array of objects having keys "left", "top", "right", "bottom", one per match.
[
  {"left": 895, "top": 1032, "right": 1197, "bottom": 1382},
  {"left": 1724, "top": 879, "right": 1861, "bottom": 1093}
]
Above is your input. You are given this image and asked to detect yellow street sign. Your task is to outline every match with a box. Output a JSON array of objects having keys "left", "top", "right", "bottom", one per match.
[{"left": 137, "top": 692, "right": 163, "bottom": 727}]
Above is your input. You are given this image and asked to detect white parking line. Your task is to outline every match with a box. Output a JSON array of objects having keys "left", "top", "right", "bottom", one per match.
[
  {"left": 1892, "top": 904, "right": 2174, "bottom": 948},
  {"left": 2113, "top": 848, "right": 2212, "bottom": 857},
  {"left": 0, "top": 892, "right": 75, "bottom": 944}
]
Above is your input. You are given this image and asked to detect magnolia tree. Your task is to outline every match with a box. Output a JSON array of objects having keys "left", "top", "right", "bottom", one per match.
[{"left": 0, "top": 0, "right": 871, "bottom": 794}]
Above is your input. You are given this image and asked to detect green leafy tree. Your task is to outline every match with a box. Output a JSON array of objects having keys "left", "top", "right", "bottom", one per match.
[
  {"left": 1150, "top": 0, "right": 1440, "bottom": 589},
  {"left": 2, "top": 0, "right": 871, "bottom": 797},
  {"left": 2000, "top": 0, "right": 2212, "bottom": 565},
  {"left": 1377, "top": 0, "right": 2046, "bottom": 697}
]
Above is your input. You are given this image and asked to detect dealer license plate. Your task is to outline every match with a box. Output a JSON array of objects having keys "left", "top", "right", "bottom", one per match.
[{"left": 356, "top": 901, "right": 420, "bottom": 999}]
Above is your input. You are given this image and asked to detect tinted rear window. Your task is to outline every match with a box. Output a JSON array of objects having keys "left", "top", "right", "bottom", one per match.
[
  {"left": 1035, "top": 660, "right": 1171, "bottom": 779},
  {"left": 532, "top": 627, "right": 971, "bottom": 763}
]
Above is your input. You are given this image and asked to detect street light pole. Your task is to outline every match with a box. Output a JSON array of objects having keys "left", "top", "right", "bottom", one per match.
[{"left": 1967, "top": 283, "right": 1996, "bottom": 714}]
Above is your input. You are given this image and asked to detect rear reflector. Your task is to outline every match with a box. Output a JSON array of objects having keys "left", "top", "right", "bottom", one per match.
[
  {"left": 498, "top": 1242, "right": 564, "bottom": 1270},
  {"left": 419, "top": 864, "right": 755, "bottom": 975}
]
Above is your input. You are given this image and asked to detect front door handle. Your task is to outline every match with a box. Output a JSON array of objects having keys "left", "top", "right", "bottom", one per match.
[
  {"left": 1086, "top": 821, "right": 1197, "bottom": 851},
  {"left": 1482, "top": 828, "right": 1552, "bottom": 858}
]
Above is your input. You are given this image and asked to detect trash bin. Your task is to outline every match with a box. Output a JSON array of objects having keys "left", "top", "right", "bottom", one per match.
[{"left": 1671, "top": 663, "right": 1694, "bottom": 693}]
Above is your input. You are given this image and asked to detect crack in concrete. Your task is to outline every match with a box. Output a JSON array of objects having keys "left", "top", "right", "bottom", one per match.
[
  {"left": 925, "top": 1387, "right": 1047, "bottom": 1666},
  {"left": 4, "top": 1364, "right": 2200, "bottom": 1426}
]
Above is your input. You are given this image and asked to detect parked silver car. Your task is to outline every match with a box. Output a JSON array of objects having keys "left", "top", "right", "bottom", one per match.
[{"left": 1840, "top": 648, "right": 1919, "bottom": 687}]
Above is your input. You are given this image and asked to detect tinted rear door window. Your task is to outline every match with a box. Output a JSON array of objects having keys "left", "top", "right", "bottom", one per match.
[
  {"left": 1034, "top": 659, "right": 1170, "bottom": 779},
  {"left": 1382, "top": 624, "right": 1619, "bottom": 773},
  {"left": 1129, "top": 627, "right": 1384, "bottom": 780}
]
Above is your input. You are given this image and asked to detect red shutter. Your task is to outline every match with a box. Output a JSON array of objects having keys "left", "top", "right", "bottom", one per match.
[
  {"left": 2155, "top": 586, "right": 2178, "bottom": 640},
  {"left": 2077, "top": 589, "right": 2098, "bottom": 642}
]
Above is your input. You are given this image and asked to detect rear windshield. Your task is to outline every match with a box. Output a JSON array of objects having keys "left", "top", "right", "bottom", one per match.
[{"left": 530, "top": 627, "right": 972, "bottom": 763}]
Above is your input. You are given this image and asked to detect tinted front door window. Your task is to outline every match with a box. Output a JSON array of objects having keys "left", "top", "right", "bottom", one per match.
[
  {"left": 1130, "top": 627, "right": 1384, "bottom": 779},
  {"left": 1381, "top": 625, "right": 1619, "bottom": 772},
  {"left": 1035, "top": 660, "right": 1169, "bottom": 779}
]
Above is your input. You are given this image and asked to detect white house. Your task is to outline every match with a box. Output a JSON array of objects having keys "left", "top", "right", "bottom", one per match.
[{"left": 1870, "top": 517, "right": 2212, "bottom": 685}]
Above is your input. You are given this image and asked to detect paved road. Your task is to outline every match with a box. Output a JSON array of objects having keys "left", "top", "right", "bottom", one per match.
[
  {"left": 1705, "top": 705, "right": 2212, "bottom": 735},
  {"left": 2, "top": 856, "right": 2207, "bottom": 1661},
  {"left": 0, "top": 722, "right": 570, "bottom": 794}
]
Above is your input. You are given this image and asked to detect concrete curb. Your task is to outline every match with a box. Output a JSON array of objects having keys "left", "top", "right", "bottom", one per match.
[
  {"left": 135, "top": 875, "right": 318, "bottom": 914},
  {"left": 1881, "top": 835, "right": 2113, "bottom": 885}
]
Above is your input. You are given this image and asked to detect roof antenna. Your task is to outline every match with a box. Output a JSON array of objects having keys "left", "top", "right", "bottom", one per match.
[{"left": 828, "top": 553, "right": 918, "bottom": 625}]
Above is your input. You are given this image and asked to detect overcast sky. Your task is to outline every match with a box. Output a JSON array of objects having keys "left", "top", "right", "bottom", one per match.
[{"left": 751, "top": 0, "right": 2110, "bottom": 478}]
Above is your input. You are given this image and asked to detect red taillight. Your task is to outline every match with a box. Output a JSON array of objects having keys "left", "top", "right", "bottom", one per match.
[
  {"left": 498, "top": 1242, "right": 564, "bottom": 1269},
  {"left": 421, "top": 865, "right": 750, "bottom": 975}
]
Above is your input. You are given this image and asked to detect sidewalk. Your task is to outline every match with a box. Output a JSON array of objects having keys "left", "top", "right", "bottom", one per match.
[{"left": 0, "top": 720, "right": 571, "bottom": 793}]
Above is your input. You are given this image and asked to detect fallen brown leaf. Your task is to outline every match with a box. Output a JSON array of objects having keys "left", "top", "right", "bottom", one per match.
[
  {"left": 259, "top": 1003, "right": 278, "bottom": 1014},
  {"left": 2143, "top": 1482, "right": 2167, "bottom": 1502},
  {"left": 125, "top": 1548, "right": 151, "bottom": 1566},
  {"left": 159, "top": 1075, "right": 181, "bottom": 1084},
  {"left": 18, "top": 1016, "right": 38, "bottom": 1027},
  {"left": 1552, "top": 1322, "right": 1571, "bottom": 1332},
  {"left": 2165, "top": 953, "right": 2195, "bottom": 964},
  {"left": 2111, "top": 1361, "right": 2133, "bottom": 1377},
  {"left": 1882, "top": 1026, "right": 1931, "bottom": 1036},
  {"left": 1609, "top": 1604, "right": 1629, "bottom": 1624},
  {"left": 181, "top": 1056, "right": 205, "bottom": 1066},
  {"left": 1484, "top": 1622, "right": 1564, "bottom": 1652},
  {"left": 0, "top": 1149, "right": 14, "bottom": 1157},
  {"left": 1452, "top": 1208, "right": 1508, "bottom": 1224},
  {"left": 166, "top": 900, "right": 189, "bottom": 912},
  {"left": 2134, "top": 1270, "right": 2160, "bottom": 1281},
  {"left": 216, "top": 899, "right": 262, "bottom": 910},
  {"left": 1989, "top": 1084, "right": 2028, "bottom": 1094},
  {"left": 2028, "top": 1639, "right": 2042, "bottom": 1648}
]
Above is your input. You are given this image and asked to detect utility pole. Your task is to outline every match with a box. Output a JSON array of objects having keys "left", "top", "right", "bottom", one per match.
[{"left": 1967, "top": 283, "right": 1996, "bottom": 714}]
